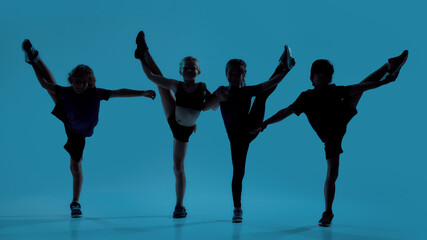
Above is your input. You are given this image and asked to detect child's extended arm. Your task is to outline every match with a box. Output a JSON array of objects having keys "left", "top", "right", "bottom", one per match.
[
  {"left": 260, "top": 57, "right": 296, "bottom": 91},
  {"left": 203, "top": 94, "right": 220, "bottom": 111},
  {"left": 110, "top": 89, "right": 156, "bottom": 99},
  {"left": 140, "top": 58, "right": 180, "bottom": 93},
  {"left": 203, "top": 87, "right": 229, "bottom": 111},
  {"left": 348, "top": 74, "right": 396, "bottom": 96},
  {"left": 251, "top": 105, "right": 295, "bottom": 133}
]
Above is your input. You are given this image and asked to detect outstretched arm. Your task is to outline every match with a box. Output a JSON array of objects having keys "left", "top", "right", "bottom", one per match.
[
  {"left": 201, "top": 87, "right": 216, "bottom": 111},
  {"left": 348, "top": 74, "right": 396, "bottom": 96},
  {"left": 251, "top": 105, "right": 295, "bottom": 133},
  {"left": 203, "top": 87, "right": 229, "bottom": 111},
  {"left": 203, "top": 94, "right": 220, "bottom": 111},
  {"left": 110, "top": 89, "right": 156, "bottom": 99}
]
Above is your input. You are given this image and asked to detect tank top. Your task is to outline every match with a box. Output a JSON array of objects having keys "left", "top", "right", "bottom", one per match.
[{"left": 175, "top": 82, "right": 206, "bottom": 110}]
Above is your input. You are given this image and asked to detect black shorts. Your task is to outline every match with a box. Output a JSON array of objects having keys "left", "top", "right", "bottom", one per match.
[
  {"left": 167, "top": 111, "right": 194, "bottom": 143},
  {"left": 323, "top": 107, "right": 357, "bottom": 159},
  {"left": 52, "top": 100, "right": 86, "bottom": 162},
  {"left": 324, "top": 133, "right": 345, "bottom": 159},
  {"left": 64, "top": 127, "right": 86, "bottom": 162}
]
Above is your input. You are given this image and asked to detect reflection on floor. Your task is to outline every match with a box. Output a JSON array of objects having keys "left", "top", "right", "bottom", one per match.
[{"left": 0, "top": 211, "right": 419, "bottom": 240}]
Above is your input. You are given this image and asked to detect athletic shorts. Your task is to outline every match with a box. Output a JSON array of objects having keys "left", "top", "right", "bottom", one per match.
[
  {"left": 52, "top": 100, "right": 86, "bottom": 162},
  {"left": 324, "top": 133, "right": 345, "bottom": 159},
  {"left": 167, "top": 111, "right": 194, "bottom": 143},
  {"left": 64, "top": 127, "right": 86, "bottom": 162},
  {"left": 323, "top": 107, "right": 358, "bottom": 159}
]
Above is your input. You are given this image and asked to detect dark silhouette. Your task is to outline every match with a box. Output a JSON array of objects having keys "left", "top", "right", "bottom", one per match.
[
  {"left": 134, "top": 31, "right": 212, "bottom": 218},
  {"left": 204, "top": 46, "right": 295, "bottom": 222},
  {"left": 22, "top": 39, "right": 156, "bottom": 218},
  {"left": 253, "top": 50, "right": 409, "bottom": 227}
]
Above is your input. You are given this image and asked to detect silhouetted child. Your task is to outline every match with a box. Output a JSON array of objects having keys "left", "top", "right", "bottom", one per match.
[
  {"left": 204, "top": 46, "right": 295, "bottom": 222},
  {"left": 253, "top": 50, "right": 408, "bottom": 226},
  {"left": 134, "top": 31, "right": 213, "bottom": 218},
  {"left": 22, "top": 39, "right": 156, "bottom": 218}
]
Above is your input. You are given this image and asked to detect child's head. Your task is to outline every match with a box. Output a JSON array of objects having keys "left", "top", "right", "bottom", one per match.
[
  {"left": 226, "top": 59, "right": 246, "bottom": 87},
  {"left": 68, "top": 65, "right": 96, "bottom": 94},
  {"left": 310, "top": 59, "right": 334, "bottom": 87},
  {"left": 179, "top": 56, "right": 201, "bottom": 79}
]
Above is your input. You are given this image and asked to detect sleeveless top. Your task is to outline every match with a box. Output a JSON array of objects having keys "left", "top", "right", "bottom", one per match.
[{"left": 175, "top": 82, "right": 206, "bottom": 110}]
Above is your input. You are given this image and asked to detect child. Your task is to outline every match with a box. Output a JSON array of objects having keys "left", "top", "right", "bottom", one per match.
[
  {"left": 134, "top": 31, "right": 212, "bottom": 218},
  {"left": 253, "top": 50, "right": 408, "bottom": 226},
  {"left": 22, "top": 39, "right": 156, "bottom": 218},
  {"left": 204, "top": 46, "right": 295, "bottom": 222}
]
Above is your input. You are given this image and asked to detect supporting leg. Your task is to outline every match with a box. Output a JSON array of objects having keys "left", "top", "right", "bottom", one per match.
[
  {"left": 70, "top": 158, "right": 83, "bottom": 202},
  {"left": 229, "top": 134, "right": 250, "bottom": 208},
  {"left": 324, "top": 156, "right": 339, "bottom": 213},
  {"left": 173, "top": 139, "right": 189, "bottom": 207}
]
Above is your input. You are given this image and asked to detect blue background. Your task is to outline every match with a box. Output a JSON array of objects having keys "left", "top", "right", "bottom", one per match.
[{"left": 0, "top": 0, "right": 425, "bottom": 239}]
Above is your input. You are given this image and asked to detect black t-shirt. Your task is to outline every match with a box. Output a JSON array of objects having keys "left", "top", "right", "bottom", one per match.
[
  {"left": 291, "top": 84, "right": 352, "bottom": 141},
  {"left": 218, "top": 84, "right": 263, "bottom": 131},
  {"left": 54, "top": 86, "right": 111, "bottom": 136}
]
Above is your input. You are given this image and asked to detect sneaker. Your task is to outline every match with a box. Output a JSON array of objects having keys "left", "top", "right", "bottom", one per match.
[
  {"left": 318, "top": 211, "right": 334, "bottom": 227},
  {"left": 134, "top": 31, "right": 148, "bottom": 59},
  {"left": 173, "top": 205, "right": 187, "bottom": 218},
  {"left": 232, "top": 208, "right": 243, "bottom": 223},
  {"left": 22, "top": 39, "right": 39, "bottom": 63},
  {"left": 70, "top": 202, "right": 82, "bottom": 218},
  {"left": 279, "top": 45, "right": 294, "bottom": 71},
  {"left": 388, "top": 50, "right": 408, "bottom": 77}
]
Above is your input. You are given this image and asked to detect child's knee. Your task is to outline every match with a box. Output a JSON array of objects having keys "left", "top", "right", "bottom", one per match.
[
  {"left": 233, "top": 169, "right": 245, "bottom": 180},
  {"left": 173, "top": 164, "right": 185, "bottom": 176},
  {"left": 327, "top": 166, "right": 339, "bottom": 180},
  {"left": 70, "top": 161, "right": 82, "bottom": 174}
]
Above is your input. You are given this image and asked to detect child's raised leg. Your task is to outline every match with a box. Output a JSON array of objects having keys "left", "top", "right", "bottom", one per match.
[
  {"left": 135, "top": 32, "right": 175, "bottom": 118},
  {"left": 143, "top": 52, "right": 176, "bottom": 118},
  {"left": 23, "top": 39, "right": 58, "bottom": 103},
  {"left": 345, "top": 63, "right": 389, "bottom": 109},
  {"left": 346, "top": 50, "right": 408, "bottom": 109},
  {"left": 248, "top": 64, "right": 286, "bottom": 139}
]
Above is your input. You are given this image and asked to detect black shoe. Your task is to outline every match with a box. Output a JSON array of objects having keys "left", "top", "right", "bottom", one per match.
[
  {"left": 70, "top": 201, "right": 82, "bottom": 218},
  {"left": 134, "top": 31, "right": 148, "bottom": 59},
  {"left": 232, "top": 208, "right": 243, "bottom": 223},
  {"left": 279, "top": 45, "right": 294, "bottom": 71},
  {"left": 388, "top": 50, "right": 408, "bottom": 77},
  {"left": 173, "top": 205, "right": 187, "bottom": 218},
  {"left": 22, "top": 39, "right": 39, "bottom": 63},
  {"left": 318, "top": 211, "right": 334, "bottom": 227}
]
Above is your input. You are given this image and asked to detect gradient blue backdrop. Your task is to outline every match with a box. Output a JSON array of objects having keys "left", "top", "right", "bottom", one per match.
[{"left": 1, "top": 0, "right": 425, "bottom": 237}]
